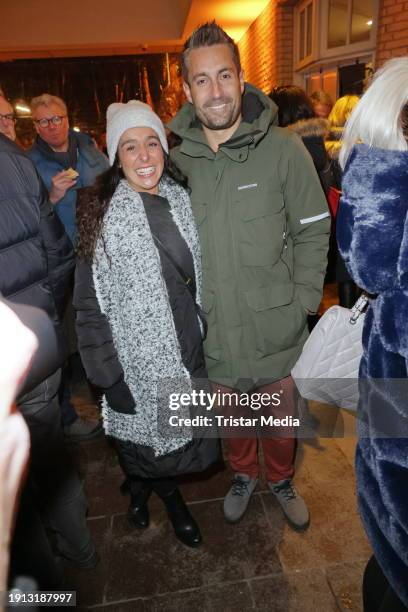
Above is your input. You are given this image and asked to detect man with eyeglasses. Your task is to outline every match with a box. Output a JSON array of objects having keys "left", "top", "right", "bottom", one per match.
[
  {"left": 29, "top": 94, "right": 108, "bottom": 242},
  {"left": 0, "top": 95, "right": 16, "bottom": 141},
  {"left": 29, "top": 94, "right": 108, "bottom": 442}
]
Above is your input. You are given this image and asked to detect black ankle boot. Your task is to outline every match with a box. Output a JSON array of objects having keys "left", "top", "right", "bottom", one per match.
[
  {"left": 160, "top": 488, "right": 202, "bottom": 548},
  {"left": 128, "top": 482, "right": 152, "bottom": 529}
]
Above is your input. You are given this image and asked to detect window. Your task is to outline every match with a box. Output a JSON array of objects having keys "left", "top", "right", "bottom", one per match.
[
  {"left": 351, "top": 0, "right": 373, "bottom": 43},
  {"left": 298, "top": 1, "right": 314, "bottom": 61},
  {"left": 328, "top": 0, "right": 374, "bottom": 49},
  {"left": 328, "top": 0, "right": 348, "bottom": 48}
]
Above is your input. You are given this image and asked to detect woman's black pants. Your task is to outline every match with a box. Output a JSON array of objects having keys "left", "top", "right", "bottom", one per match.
[
  {"left": 129, "top": 476, "right": 176, "bottom": 498},
  {"left": 363, "top": 555, "right": 407, "bottom": 612}
]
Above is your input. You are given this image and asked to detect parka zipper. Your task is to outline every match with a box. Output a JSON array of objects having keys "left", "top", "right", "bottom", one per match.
[{"left": 280, "top": 214, "right": 292, "bottom": 280}]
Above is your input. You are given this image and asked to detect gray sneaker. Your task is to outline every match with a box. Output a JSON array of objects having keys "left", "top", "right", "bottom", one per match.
[
  {"left": 223, "top": 473, "right": 258, "bottom": 523},
  {"left": 269, "top": 479, "right": 310, "bottom": 531}
]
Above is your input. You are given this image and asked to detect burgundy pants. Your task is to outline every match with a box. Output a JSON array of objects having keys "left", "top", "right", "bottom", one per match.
[{"left": 213, "top": 376, "right": 297, "bottom": 483}]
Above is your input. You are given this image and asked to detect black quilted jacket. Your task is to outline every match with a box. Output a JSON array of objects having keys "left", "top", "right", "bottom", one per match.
[{"left": 0, "top": 134, "right": 75, "bottom": 379}]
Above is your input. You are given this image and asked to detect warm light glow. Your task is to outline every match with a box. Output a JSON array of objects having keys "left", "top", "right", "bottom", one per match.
[
  {"left": 366, "top": 20, "right": 373, "bottom": 26},
  {"left": 73, "top": 126, "right": 80, "bottom": 132},
  {"left": 183, "top": 0, "right": 272, "bottom": 44},
  {"left": 15, "top": 103, "right": 31, "bottom": 114},
  {"left": 217, "top": 1, "right": 271, "bottom": 41}
]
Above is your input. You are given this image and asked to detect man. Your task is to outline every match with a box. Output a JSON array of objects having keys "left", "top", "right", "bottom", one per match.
[
  {"left": 28, "top": 94, "right": 108, "bottom": 440},
  {"left": 169, "top": 22, "right": 330, "bottom": 530},
  {"left": 0, "top": 133, "right": 98, "bottom": 586},
  {"left": 0, "top": 95, "right": 16, "bottom": 141},
  {"left": 29, "top": 93, "right": 109, "bottom": 242}
]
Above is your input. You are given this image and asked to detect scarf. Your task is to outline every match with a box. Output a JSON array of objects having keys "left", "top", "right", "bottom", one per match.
[{"left": 92, "top": 176, "right": 202, "bottom": 456}]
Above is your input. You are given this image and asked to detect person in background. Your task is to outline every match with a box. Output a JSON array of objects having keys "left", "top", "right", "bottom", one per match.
[
  {"left": 169, "top": 22, "right": 330, "bottom": 530},
  {"left": 0, "top": 132, "right": 98, "bottom": 588},
  {"left": 325, "top": 94, "right": 360, "bottom": 182},
  {"left": 310, "top": 90, "right": 333, "bottom": 120},
  {"left": 269, "top": 85, "right": 332, "bottom": 195},
  {"left": 325, "top": 94, "right": 360, "bottom": 308},
  {"left": 337, "top": 56, "right": 408, "bottom": 612},
  {"left": 29, "top": 94, "right": 109, "bottom": 242},
  {"left": 28, "top": 94, "right": 108, "bottom": 441},
  {"left": 74, "top": 101, "right": 220, "bottom": 549},
  {"left": 96, "top": 131, "right": 108, "bottom": 156},
  {"left": 0, "top": 95, "right": 16, "bottom": 141}
]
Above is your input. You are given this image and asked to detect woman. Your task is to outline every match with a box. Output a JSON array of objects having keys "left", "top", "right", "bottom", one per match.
[
  {"left": 310, "top": 89, "right": 333, "bottom": 120},
  {"left": 269, "top": 85, "right": 332, "bottom": 195},
  {"left": 74, "top": 100, "right": 220, "bottom": 548},
  {"left": 337, "top": 58, "right": 408, "bottom": 611},
  {"left": 325, "top": 94, "right": 360, "bottom": 307},
  {"left": 325, "top": 94, "right": 360, "bottom": 186}
]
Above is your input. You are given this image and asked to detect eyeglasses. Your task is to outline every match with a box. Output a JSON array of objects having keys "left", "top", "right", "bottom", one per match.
[
  {"left": 34, "top": 115, "right": 66, "bottom": 128},
  {"left": 0, "top": 113, "right": 15, "bottom": 123}
]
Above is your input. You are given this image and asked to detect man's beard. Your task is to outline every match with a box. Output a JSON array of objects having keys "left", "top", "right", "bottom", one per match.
[{"left": 196, "top": 96, "right": 241, "bottom": 131}]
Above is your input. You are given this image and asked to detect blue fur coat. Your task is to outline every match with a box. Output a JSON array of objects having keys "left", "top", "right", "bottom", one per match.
[{"left": 337, "top": 144, "right": 408, "bottom": 605}]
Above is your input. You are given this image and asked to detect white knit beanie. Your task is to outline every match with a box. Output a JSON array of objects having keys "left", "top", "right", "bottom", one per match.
[{"left": 106, "top": 100, "right": 168, "bottom": 165}]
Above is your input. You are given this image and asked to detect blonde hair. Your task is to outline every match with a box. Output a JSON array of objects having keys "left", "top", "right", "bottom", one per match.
[
  {"left": 30, "top": 93, "right": 67, "bottom": 116},
  {"left": 328, "top": 95, "right": 359, "bottom": 129},
  {"left": 310, "top": 90, "right": 333, "bottom": 107},
  {"left": 340, "top": 57, "right": 408, "bottom": 168}
]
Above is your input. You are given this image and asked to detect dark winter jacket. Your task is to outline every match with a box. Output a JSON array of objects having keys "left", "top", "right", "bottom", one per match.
[
  {"left": 74, "top": 181, "right": 220, "bottom": 478},
  {"left": 28, "top": 130, "right": 109, "bottom": 242},
  {"left": 0, "top": 134, "right": 75, "bottom": 386},
  {"left": 337, "top": 144, "right": 408, "bottom": 606},
  {"left": 169, "top": 84, "right": 330, "bottom": 388},
  {"left": 286, "top": 117, "right": 332, "bottom": 195}
]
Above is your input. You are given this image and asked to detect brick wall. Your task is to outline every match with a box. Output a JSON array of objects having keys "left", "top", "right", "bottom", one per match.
[
  {"left": 376, "top": 0, "right": 408, "bottom": 66},
  {"left": 238, "top": 0, "right": 294, "bottom": 93}
]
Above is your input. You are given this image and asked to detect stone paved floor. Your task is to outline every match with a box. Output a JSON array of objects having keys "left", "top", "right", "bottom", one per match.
[
  {"left": 66, "top": 412, "right": 371, "bottom": 611},
  {"left": 65, "top": 284, "right": 372, "bottom": 611}
]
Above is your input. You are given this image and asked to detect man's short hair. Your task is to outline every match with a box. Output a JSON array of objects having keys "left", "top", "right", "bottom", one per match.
[
  {"left": 181, "top": 21, "right": 241, "bottom": 82},
  {"left": 30, "top": 93, "right": 67, "bottom": 116}
]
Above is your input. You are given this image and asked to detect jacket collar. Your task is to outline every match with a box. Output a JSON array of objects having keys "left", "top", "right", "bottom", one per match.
[
  {"left": 343, "top": 144, "right": 408, "bottom": 202},
  {"left": 168, "top": 83, "right": 278, "bottom": 160},
  {"left": 31, "top": 129, "right": 101, "bottom": 168}
]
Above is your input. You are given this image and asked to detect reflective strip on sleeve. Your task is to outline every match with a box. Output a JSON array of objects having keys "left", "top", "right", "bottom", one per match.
[{"left": 299, "top": 211, "right": 330, "bottom": 225}]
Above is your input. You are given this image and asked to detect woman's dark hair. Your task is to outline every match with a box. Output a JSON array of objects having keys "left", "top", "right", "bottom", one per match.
[
  {"left": 268, "top": 85, "right": 316, "bottom": 127},
  {"left": 76, "top": 150, "right": 188, "bottom": 262}
]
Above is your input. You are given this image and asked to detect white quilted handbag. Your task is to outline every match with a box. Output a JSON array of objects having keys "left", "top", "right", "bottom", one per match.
[{"left": 291, "top": 294, "right": 369, "bottom": 411}]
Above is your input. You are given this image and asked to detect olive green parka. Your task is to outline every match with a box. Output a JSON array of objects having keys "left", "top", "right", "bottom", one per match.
[{"left": 169, "top": 84, "right": 330, "bottom": 389}]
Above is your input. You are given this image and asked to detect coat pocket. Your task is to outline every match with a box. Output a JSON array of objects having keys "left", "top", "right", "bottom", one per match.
[
  {"left": 237, "top": 190, "right": 285, "bottom": 266},
  {"left": 245, "top": 284, "right": 307, "bottom": 357}
]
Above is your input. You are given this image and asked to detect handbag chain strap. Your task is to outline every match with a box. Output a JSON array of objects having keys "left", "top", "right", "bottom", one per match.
[{"left": 349, "top": 293, "right": 369, "bottom": 325}]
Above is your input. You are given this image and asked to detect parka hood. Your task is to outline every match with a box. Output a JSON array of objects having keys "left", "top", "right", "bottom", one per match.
[
  {"left": 168, "top": 83, "right": 278, "bottom": 155},
  {"left": 287, "top": 117, "right": 329, "bottom": 139}
]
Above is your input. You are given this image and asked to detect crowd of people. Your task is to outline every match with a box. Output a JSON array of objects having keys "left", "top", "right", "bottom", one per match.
[{"left": 0, "top": 20, "right": 407, "bottom": 612}]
